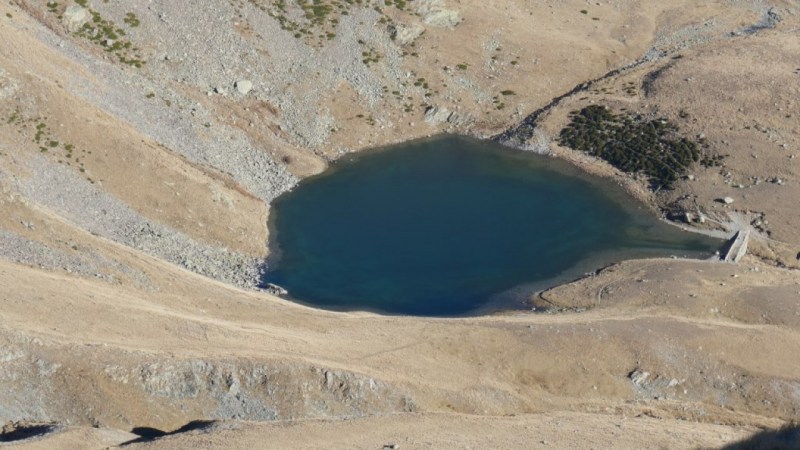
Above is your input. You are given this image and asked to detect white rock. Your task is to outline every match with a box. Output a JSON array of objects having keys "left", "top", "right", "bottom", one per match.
[
  {"left": 629, "top": 369, "right": 650, "bottom": 386},
  {"left": 722, "top": 196, "right": 735, "bottom": 204},
  {"left": 62, "top": 5, "right": 89, "bottom": 32},
  {"left": 235, "top": 79, "right": 253, "bottom": 95}
]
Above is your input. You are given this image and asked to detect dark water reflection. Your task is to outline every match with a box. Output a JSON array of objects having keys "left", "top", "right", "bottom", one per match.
[{"left": 264, "top": 135, "right": 721, "bottom": 316}]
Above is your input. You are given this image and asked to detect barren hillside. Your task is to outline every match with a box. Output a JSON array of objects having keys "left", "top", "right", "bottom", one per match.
[{"left": 1, "top": 0, "right": 799, "bottom": 448}]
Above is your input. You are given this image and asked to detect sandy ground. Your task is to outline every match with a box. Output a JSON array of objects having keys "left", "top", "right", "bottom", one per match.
[
  {"left": 1, "top": 0, "right": 799, "bottom": 448},
  {"left": 121, "top": 412, "right": 755, "bottom": 450}
]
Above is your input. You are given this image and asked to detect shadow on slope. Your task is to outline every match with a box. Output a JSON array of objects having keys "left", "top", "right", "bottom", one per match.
[
  {"left": 122, "top": 420, "right": 217, "bottom": 446},
  {"left": 718, "top": 424, "right": 800, "bottom": 450},
  {"left": 0, "top": 421, "right": 60, "bottom": 443}
]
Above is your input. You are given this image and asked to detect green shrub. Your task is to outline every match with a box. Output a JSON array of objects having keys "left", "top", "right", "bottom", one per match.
[{"left": 558, "top": 105, "right": 710, "bottom": 189}]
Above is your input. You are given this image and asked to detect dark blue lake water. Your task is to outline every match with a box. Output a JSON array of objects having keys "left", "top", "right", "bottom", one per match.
[{"left": 263, "top": 135, "right": 720, "bottom": 316}]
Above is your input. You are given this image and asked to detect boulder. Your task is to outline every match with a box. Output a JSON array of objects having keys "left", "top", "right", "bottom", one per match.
[
  {"left": 415, "top": 0, "right": 462, "bottom": 28},
  {"left": 390, "top": 22, "right": 425, "bottom": 45},
  {"left": 423, "top": 10, "right": 461, "bottom": 28},
  {"left": 62, "top": 5, "right": 89, "bottom": 32},
  {"left": 234, "top": 80, "right": 253, "bottom": 95},
  {"left": 424, "top": 105, "right": 453, "bottom": 124},
  {"left": 629, "top": 369, "right": 650, "bottom": 386},
  {"left": 265, "top": 283, "right": 288, "bottom": 296}
]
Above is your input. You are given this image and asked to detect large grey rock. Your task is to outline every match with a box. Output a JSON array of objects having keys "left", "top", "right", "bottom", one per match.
[
  {"left": 415, "top": 0, "right": 462, "bottom": 28},
  {"left": 390, "top": 22, "right": 425, "bottom": 45},
  {"left": 424, "top": 105, "right": 452, "bottom": 124},
  {"left": 423, "top": 10, "right": 461, "bottom": 28},
  {"left": 265, "top": 283, "right": 288, "bottom": 296},
  {"left": 629, "top": 369, "right": 650, "bottom": 386},
  {"left": 62, "top": 6, "right": 89, "bottom": 32}
]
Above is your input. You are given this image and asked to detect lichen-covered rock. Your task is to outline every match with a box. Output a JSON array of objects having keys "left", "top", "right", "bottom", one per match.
[{"left": 62, "top": 6, "right": 89, "bottom": 32}]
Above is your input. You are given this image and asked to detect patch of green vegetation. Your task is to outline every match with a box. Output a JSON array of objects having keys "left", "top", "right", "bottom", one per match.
[
  {"left": 123, "top": 12, "right": 140, "bottom": 27},
  {"left": 490, "top": 94, "right": 507, "bottom": 110},
  {"left": 4, "top": 110, "right": 93, "bottom": 180},
  {"left": 44, "top": 2, "right": 145, "bottom": 68},
  {"left": 621, "top": 81, "right": 637, "bottom": 96},
  {"left": 385, "top": 0, "right": 406, "bottom": 9},
  {"left": 456, "top": 63, "right": 468, "bottom": 70},
  {"left": 34, "top": 123, "right": 47, "bottom": 144},
  {"left": 361, "top": 46, "right": 382, "bottom": 66},
  {"left": 500, "top": 90, "right": 516, "bottom": 96},
  {"left": 239, "top": 0, "right": 408, "bottom": 48},
  {"left": 559, "top": 105, "right": 712, "bottom": 189},
  {"left": 6, "top": 109, "right": 22, "bottom": 125}
]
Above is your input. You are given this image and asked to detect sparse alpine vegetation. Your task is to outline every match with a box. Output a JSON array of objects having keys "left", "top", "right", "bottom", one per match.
[
  {"left": 46, "top": 1, "right": 145, "bottom": 68},
  {"left": 4, "top": 108, "right": 93, "bottom": 182},
  {"left": 230, "top": 0, "right": 409, "bottom": 48}
]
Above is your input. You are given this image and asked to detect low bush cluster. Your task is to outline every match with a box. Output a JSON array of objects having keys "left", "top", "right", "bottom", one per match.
[{"left": 559, "top": 105, "right": 708, "bottom": 189}]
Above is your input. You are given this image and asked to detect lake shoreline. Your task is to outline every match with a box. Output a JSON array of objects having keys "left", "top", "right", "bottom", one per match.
[{"left": 262, "top": 135, "right": 723, "bottom": 317}]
